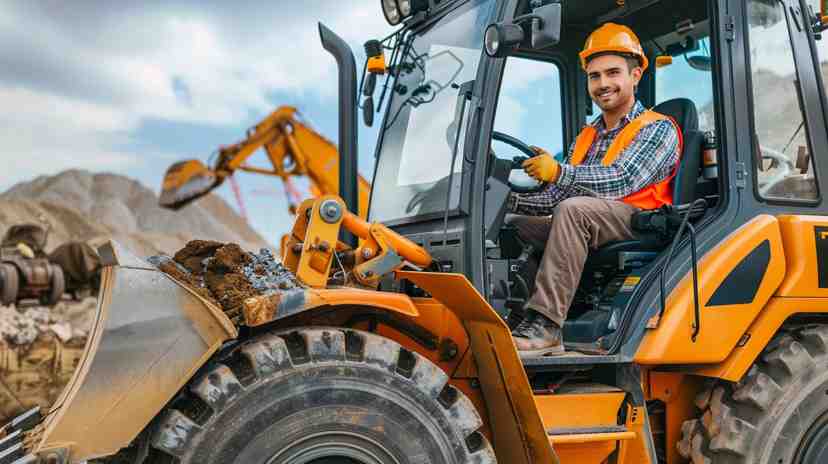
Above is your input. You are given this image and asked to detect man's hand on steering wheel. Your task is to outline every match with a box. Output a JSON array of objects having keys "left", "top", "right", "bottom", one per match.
[
  {"left": 523, "top": 147, "right": 562, "bottom": 183},
  {"left": 491, "top": 131, "right": 551, "bottom": 194}
]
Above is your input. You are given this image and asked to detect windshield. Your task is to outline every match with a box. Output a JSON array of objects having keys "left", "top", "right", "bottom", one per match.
[{"left": 369, "top": 0, "right": 495, "bottom": 223}]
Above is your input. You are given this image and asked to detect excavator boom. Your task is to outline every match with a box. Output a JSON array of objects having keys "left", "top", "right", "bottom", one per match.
[{"left": 159, "top": 106, "right": 370, "bottom": 219}]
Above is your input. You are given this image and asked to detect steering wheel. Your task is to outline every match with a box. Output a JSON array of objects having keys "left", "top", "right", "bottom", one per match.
[{"left": 491, "top": 131, "right": 548, "bottom": 194}]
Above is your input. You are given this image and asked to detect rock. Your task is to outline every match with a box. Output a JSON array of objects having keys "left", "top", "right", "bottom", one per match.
[
  {"left": 49, "top": 322, "right": 73, "bottom": 342},
  {"left": 154, "top": 241, "right": 301, "bottom": 325}
]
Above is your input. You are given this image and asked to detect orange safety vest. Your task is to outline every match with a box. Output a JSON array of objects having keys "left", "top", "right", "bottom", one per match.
[{"left": 570, "top": 110, "right": 683, "bottom": 210}]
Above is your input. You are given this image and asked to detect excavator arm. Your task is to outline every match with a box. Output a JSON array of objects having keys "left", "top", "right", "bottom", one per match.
[{"left": 159, "top": 106, "right": 370, "bottom": 219}]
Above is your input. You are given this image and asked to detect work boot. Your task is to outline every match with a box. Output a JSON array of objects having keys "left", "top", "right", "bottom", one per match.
[{"left": 511, "top": 309, "right": 564, "bottom": 357}]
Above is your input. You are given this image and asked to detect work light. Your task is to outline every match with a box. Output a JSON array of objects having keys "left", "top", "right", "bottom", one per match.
[
  {"left": 484, "top": 22, "right": 524, "bottom": 58},
  {"left": 382, "top": 0, "right": 401, "bottom": 25},
  {"left": 396, "top": 0, "right": 412, "bottom": 17}
]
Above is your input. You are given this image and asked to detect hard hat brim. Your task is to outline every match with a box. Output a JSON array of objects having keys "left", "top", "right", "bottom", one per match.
[{"left": 580, "top": 47, "right": 649, "bottom": 72}]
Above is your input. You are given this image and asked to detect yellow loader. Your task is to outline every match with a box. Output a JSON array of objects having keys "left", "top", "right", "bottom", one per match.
[{"left": 5, "top": 0, "right": 828, "bottom": 462}]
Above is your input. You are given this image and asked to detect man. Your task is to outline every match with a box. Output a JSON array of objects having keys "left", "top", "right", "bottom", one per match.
[{"left": 509, "top": 23, "right": 681, "bottom": 356}]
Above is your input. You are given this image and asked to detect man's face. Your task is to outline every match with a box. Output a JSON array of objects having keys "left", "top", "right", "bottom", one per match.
[{"left": 585, "top": 54, "right": 642, "bottom": 113}]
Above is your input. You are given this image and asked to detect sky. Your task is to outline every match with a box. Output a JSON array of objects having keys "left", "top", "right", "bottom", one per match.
[{"left": 0, "top": 1, "right": 393, "bottom": 245}]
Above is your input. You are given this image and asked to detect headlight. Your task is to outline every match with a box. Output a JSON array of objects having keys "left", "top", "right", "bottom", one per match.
[
  {"left": 396, "top": 0, "right": 412, "bottom": 17},
  {"left": 382, "top": 0, "right": 401, "bottom": 25}
]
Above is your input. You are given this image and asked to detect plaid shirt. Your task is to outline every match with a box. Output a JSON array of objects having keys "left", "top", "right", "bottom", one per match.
[{"left": 508, "top": 101, "right": 680, "bottom": 216}]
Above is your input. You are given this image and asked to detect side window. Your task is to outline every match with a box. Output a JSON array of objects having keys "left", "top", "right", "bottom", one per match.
[
  {"left": 748, "top": 0, "right": 819, "bottom": 201},
  {"left": 492, "top": 58, "right": 564, "bottom": 160},
  {"left": 806, "top": 0, "right": 828, "bottom": 90},
  {"left": 655, "top": 37, "right": 716, "bottom": 132}
]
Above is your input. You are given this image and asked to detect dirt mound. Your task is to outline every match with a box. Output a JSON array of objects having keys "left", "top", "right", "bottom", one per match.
[
  {"left": 0, "top": 169, "right": 269, "bottom": 256},
  {"left": 150, "top": 240, "right": 300, "bottom": 324}
]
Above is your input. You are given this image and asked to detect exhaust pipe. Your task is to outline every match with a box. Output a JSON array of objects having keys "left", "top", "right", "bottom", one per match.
[{"left": 319, "top": 23, "right": 359, "bottom": 248}]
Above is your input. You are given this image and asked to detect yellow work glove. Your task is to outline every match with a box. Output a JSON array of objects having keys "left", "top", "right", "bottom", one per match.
[
  {"left": 16, "top": 242, "right": 35, "bottom": 259},
  {"left": 522, "top": 147, "right": 561, "bottom": 183}
]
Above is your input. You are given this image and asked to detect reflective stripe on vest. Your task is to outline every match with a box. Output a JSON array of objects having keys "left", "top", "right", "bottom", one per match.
[{"left": 570, "top": 110, "right": 682, "bottom": 210}]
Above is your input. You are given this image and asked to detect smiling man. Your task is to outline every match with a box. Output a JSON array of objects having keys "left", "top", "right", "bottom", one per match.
[{"left": 507, "top": 23, "right": 681, "bottom": 356}]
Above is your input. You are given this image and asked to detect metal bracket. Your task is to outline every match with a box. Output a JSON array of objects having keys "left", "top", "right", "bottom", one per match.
[
  {"left": 724, "top": 15, "right": 736, "bottom": 42},
  {"left": 735, "top": 161, "right": 747, "bottom": 188}
]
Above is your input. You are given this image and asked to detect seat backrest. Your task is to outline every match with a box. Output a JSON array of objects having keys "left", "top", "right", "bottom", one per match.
[{"left": 652, "top": 98, "right": 702, "bottom": 205}]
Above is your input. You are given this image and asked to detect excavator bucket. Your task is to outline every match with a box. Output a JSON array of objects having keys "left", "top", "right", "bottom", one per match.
[
  {"left": 0, "top": 241, "right": 237, "bottom": 463},
  {"left": 158, "top": 159, "right": 220, "bottom": 209}
]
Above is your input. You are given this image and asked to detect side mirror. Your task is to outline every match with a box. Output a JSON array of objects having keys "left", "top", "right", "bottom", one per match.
[
  {"left": 483, "top": 1, "right": 562, "bottom": 58},
  {"left": 530, "top": 3, "right": 562, "bottom": 50}
]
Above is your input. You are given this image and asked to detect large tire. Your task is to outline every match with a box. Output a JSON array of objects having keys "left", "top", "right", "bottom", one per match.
[
  {"left": 41, "top": 265, "right": 65, "bottom": 306},
  {"left": 0, "top": 263, "right": 19, "bottom": 306},
  {"left": 148, "top": 328, "right": 496, "bottom": 464},
  {"left": 678, "top": 324, "right": 828, "bottom": 463}
]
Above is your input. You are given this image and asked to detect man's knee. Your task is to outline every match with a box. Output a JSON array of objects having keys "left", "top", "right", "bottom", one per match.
[
  {"left": 556, "top": 196, "right": 621, "bottom": 219},
  {"left": 505, "top": 214, "right": 551, "bottom": 248},
  {"left": 555, "top": 197, "right": 594, "bottom": 218}
]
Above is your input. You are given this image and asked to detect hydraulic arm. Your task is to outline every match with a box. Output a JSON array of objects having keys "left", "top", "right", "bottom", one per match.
[{"left": 159, "top": 106, "right": 371, "bottom": 220}]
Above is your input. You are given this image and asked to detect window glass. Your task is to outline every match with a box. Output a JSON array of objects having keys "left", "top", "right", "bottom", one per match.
[
  {"left": 492, "top": 58, "right": 564, "bottom": 160},
  {"left": 655, "top": 36, "right": 715, "bottom": 132},
  {"left": 748, "top": 0, "right": 818, "bottom": 200},
  {"left": 369, "top": 0, "right": 495, "bottom": 223}
]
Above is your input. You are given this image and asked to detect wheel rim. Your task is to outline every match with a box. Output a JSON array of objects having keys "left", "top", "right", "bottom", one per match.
[
  {"left": 796, "top": 410, "right": 828, "bottom": 464},
  {"left": 267, "top": 431, "right": 402, "bottom": 464}
]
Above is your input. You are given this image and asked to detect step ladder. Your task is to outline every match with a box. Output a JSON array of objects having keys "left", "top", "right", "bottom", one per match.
[{"left": 536, "top": 385, "right": 645, "bottom": 463}]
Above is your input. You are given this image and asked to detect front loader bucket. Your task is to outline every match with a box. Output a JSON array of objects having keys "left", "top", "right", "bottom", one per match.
[
  {"left": 0, "top": 241, "right": 237, "bottom": 464},
  {"left": 159, "top": 159, "right": 220, "bottom": 209}
]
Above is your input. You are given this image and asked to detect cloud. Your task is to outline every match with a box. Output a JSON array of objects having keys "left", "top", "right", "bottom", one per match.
[{"left": 0, "top": 1, "right": 392, "bottom": 196}]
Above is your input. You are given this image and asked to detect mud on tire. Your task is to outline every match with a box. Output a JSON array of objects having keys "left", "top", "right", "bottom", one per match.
[
  {"left": 147, "top": 328, "right": 496, "bottom": 464},
  {"left": 678, "top": 324, "right": 828, "bottom": 464}
]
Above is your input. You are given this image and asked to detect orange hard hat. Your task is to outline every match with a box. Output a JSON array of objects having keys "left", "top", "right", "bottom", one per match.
[{"left": 579, "top": 23, "right": 648, "bottom": 72}]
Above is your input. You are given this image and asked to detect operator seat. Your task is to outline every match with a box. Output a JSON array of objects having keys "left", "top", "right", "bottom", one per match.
[{"left": 585, "top": 98, "right": 703, "bottom": 266}]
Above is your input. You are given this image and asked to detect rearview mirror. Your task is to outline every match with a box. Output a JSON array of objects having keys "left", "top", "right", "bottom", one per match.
[
  {"left": 483, "top": 1, "right": 562, "bottom": 58},
  {"left": 686, "top": 55, "right": 712, "bottom": 72}
]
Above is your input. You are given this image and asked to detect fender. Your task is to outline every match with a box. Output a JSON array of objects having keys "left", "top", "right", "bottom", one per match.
[
  {"left": 636, "top": 215, "right": 786, "bottom": 364},
  {"left": 692, "top": 297, "right": 828, "bottom": 381},
  {"left": 691, "top": 215, "right": 828, "bottom": 381}
]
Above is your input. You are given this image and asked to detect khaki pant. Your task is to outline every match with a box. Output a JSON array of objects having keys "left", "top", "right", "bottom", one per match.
[{"left": 506, "top": 197, "right": 639, "bottom": 327}]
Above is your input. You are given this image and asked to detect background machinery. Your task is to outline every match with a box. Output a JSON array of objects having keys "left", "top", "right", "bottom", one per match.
[
  {"left": 158, "top": 105, "right": 371, "bottom": 250},
  {"left": 0, "top": 224, "right": 64, "bottom": 307},
  {"left": 6, "top": 0, "right": 828, "bottom": 463}
]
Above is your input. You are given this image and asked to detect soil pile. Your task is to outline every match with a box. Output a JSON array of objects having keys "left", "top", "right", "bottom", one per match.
[
  {"left": 151, "top": 240, "right": 300, "bottom": 324},
  {"left": 0, "top": 169, "right": 269, "bottom": 257}
]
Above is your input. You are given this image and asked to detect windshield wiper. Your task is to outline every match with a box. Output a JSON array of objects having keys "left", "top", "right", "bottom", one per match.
[{"left": 382, "top": 49, "right": 465, "bottom": 132}]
